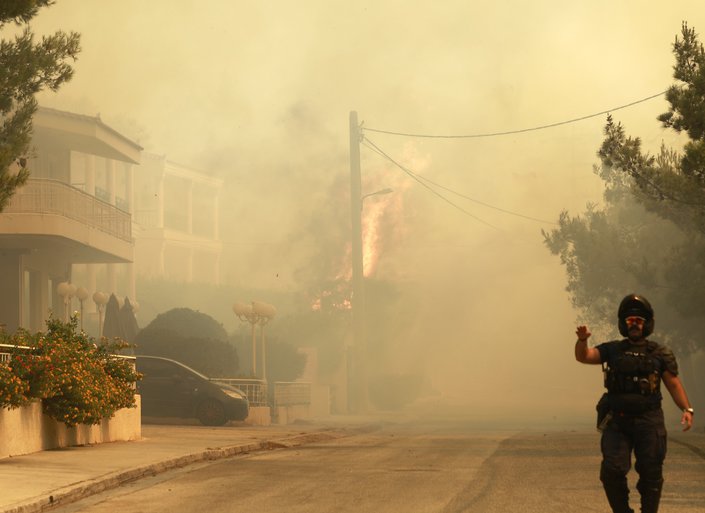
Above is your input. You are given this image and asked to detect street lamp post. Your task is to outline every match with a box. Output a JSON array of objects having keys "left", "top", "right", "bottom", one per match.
[
  {"left": 233, "top": 301, "right": 276, "bottom": 379},
  {"left": 93, "top": 291, "right": 108, "bottom": 337},
  {"left": 76, "top": 287, "right": 89, "bottom": 330},
  {"left": 361, "top": 187, "right": 393, "bottom": 206},
  {"left": 252, "top": 301, "right": 277, "bottom": 381},
  {"left": 56, "top": 281, "right": 76, "bottom": 322}
]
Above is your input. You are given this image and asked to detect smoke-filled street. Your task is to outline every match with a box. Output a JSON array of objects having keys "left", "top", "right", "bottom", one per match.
[
  {"left": 3, "top": 3, "right": 705, "bottom": 512},
  {"left": 49, "top": 415, "right": 705, "bottom": 513}
]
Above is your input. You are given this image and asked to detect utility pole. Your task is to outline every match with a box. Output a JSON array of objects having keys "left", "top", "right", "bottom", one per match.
[{"left": 349, "top": 111, "right": 368, "bottom": 413}]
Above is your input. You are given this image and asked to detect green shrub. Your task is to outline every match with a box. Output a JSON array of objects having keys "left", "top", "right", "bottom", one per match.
[
  {"left": 140, "top": 307, "right": 228, "bottom": 341},
  {"left": 135, "top": 308, "right": 239, "bottom": 377},
  {"left": 0, "top": 317, "right": 140, "bottom": 427}
]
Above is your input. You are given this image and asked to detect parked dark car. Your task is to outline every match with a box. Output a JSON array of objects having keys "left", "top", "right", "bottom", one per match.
[{"left": 135, "top": 355, "right": 249, "bottom": 426}]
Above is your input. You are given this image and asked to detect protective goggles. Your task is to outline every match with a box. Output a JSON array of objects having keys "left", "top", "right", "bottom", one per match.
[{"left": 625, "top": 316, "right": 646, "bottom": 327}]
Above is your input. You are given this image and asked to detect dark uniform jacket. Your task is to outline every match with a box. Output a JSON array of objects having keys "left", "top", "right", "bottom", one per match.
[{"left": 596, "top": 339, "right": 679, "bottom": 415}]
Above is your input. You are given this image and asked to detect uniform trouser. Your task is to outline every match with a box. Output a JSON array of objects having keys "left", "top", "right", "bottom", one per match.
[{"left": 600, "top": 408, "right": 667, "bottom": 513}]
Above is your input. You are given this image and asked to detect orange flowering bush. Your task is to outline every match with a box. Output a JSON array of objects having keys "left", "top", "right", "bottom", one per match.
[
  {"left": 0, "top": 317, "right": 140, "bottom": 426},
  {"left": 0, "top": 360, "right": 29, "bottom": 408}
]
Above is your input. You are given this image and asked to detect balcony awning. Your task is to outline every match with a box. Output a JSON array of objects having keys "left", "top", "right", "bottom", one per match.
[{"left": 33, "top": 107, "right": 142, "bottom": 164}]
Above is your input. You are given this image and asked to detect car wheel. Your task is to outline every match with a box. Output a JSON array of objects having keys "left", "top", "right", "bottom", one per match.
[{"left": 196, "top": 398, "right": 227, "bottom": 426}]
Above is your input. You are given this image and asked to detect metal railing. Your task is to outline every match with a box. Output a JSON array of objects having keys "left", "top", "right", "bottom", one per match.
[
  {"left": 2, "top": 178, "right": 132, "bottom": 242},
  {"left": 134, "top": 209, "right": 160, "bottom": 228},
  {"left": 210, "top": 378, "right": 268, "bottom": 407},
  {"left": 274, "top": 381, "right": 312, "bottom": 406},
  {"left": 1, "top": 343, "right": 135, "bottom": 367},
  {"left": 206, "top": 379, "right": 313, "bottom": 408},
  {"left": 0, "top": 343, "right": 30, "bottom": 363}
]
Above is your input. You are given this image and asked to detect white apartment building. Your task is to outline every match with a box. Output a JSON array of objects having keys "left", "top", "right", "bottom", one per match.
[
  {"left": 133, "top": 153, "right": 222, "bottom": 285},
  {"left": 0, "top": 107, "right": 142, "bottom": 334}
]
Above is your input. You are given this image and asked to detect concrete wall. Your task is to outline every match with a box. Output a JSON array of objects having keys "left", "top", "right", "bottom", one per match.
[
  {"left": 0, "top": 397, "right": 141, "bottom": 459},
  {"left": 274, "top": 384, "right": 331, "bottom": 425},
  {"left": 244, "top": 406, "right": 271, "bottom": 426},
  {"left": 275, "top": 404, "right": 310, "bottom": 425}
]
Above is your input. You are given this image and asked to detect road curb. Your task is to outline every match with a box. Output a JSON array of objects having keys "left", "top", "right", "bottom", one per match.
[{"left": 1, "top": 424, "right": 382, "bottom": 513}]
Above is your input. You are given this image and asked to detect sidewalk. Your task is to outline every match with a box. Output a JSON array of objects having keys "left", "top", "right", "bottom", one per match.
[
  {"left": 0, "top": 417, "right": 382, "bottom": 513},
  {"left": 2, "top": 415, "right": 701, "bottom": 513}
]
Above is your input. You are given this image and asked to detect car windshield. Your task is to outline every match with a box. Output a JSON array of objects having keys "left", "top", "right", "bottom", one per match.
[{"left": 140, "top": 356, "right": 211, "bottom": 380}]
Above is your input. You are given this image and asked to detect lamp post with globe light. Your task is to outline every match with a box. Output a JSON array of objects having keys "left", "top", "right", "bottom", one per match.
[
  {"left": 75, "top": 287, "right": 89, "bottom": 330},
  {"left": 233, "top": 301, "right": 276, "bottom": 379},
  {"left": 56, "top": 281, "right": 76, "bottom": 322},
  {"left": 92, "top": 291, "right": 108, "bottom": 337},
  {"left": 252, "top": 301, "right": 277, "bottom": 381}
]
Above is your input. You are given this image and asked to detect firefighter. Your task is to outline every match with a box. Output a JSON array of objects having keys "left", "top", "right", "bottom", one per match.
[{"left": 574, "top": 294, "right": 694, "bottom": 513}]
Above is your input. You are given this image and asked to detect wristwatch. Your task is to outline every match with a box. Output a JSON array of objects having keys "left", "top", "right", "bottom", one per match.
[{"left": 684, "top": 407, "right": 694, "bottom": 415}]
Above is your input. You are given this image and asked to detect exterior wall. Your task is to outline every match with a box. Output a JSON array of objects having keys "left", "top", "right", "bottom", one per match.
[
  {"left": 0, "top": 251, "right": 22, "bottom": 333},
  {"left": 244, "top": 406, "right": 271, "bottom": 426},
  {"left": 0, "top": 108, "right": 142, "bottom": 337},
  {"left": 0, "top": 397, "right": 142, "bottom": 459},
  {"left": 133, "top": 153, "right": 223, "bottom": 286},
  {"left": 275, "top": 404, "right": 310, "bottom": 425}
]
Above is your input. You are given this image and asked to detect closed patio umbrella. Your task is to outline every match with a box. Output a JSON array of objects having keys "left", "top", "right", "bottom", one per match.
[
  {"left": 119, "top": 297, "right": 140, "bottom": 345},
  {"left": 102, "top": 293, "right": 125, "bottom": 341}
]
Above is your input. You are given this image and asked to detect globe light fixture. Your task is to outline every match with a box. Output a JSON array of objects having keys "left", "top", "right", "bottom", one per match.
[
  {"left": 233, "top": 301, "right": 276, "bottom": 380},
  {"left": 56, "top": 281, "right": 74, "bottom": 321}
]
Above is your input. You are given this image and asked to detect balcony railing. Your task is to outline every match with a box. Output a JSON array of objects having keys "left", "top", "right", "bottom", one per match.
[
  {"left": 3, "top": 179, "right": 131, "bottom": 242},
  {"left": 134, "top": 209, "right": 159, "bottom": 229}
]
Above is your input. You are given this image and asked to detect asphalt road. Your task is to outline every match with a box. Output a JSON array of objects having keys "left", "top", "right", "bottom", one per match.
[{"left": 50, "top": 419, "right": 705, "bottom": 513}]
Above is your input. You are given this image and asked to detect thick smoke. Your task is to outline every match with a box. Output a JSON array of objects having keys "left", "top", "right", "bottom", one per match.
[{"left": 30, "top": 0, "right": 705, "bottom": 424}]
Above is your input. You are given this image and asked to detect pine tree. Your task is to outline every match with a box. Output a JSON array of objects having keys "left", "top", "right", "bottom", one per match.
[
  {"left": 0, "top": 0, "right": 80, "bottom": 211},
  {"left": 543, "top": 23, "right": 705, "bottom": 353}
]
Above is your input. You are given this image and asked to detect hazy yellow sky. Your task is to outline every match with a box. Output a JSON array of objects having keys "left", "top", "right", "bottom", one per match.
[{"left": 24, "top": 1, "right": 705, "bottom": 418}]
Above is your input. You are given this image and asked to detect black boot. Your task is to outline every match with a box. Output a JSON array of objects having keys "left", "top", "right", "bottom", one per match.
[
  {"left": 601, "top": 467, "right": 633, "bottom": 513},
  {"left": 637, "top": 479, "right": 663, "bottom": 513}
]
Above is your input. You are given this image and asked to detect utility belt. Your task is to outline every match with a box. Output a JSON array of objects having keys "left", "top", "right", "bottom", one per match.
[
  {"left": 607, "top": 392, "right": 661, "bottom": 415},
  {"left": 596, "top": 392, "right": 661, "bottom": 431}
]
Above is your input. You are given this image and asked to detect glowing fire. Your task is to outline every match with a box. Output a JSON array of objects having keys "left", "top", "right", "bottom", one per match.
[
  {"left": 361, "top": 142, "right": 427, "bottom": 277},
  {"left": 310, "top": 142, "right": 428, "bottom": 311},
  {"left": 362, "top": 195, "right": 390, "bottom": 277}
]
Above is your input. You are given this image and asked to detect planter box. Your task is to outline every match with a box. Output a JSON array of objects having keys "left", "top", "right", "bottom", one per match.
[{"left": 0, "top": 396, "right": 141, "bottom": 459}]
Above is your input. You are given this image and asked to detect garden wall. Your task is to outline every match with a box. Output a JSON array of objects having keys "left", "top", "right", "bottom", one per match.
[{"left": 0, "top": 396, "right": 141, "bottom": 459}]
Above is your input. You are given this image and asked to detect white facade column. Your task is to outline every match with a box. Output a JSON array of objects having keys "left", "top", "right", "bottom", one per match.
[
  {"left": 158, "top": 243, "right": 165, "bottom": 276},
  {"left": 214, "top": 251, "right": 221, "bottom": 285},
  {"left": 126, "top": 164, "right": 134, "bottom": 215},
  {"left": 127, "top": 263, "right": 136, "bottom": 302},
  {"left": 87, "top": 264, "right": 97, "bottom": 314},
  {"left": 125, "top": 164, "right": 136, "bottom": 305},
  {"left": 187, "top": 248, "right": 194, "bottom": 283},
  {"left": 213, "top": 190, "right": 220, "bottom": 240},
  {"left": 85, "top": 155, "right": 96, "bottom": 195},
  {"left": 187, "top": 180, "right": 194, "bottom": 235},
  {"left": 157, "top": 174, "right": 165, "bottom": 228},
  {"left": 106, "top": 160, "right": 116, "bottom": 205},
  {"left": 107, "top": 264, "right": 117, "bottom": 296}
]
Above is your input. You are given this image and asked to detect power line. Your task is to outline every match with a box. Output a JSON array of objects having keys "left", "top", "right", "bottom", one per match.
[
  {"left": 362, "top": 90, "right": 667, "bottom": 139},
  {"left": 362, "top": 137, "right": 500, "bottom": 229},
  {"left": 363, "top": 137, "right": 558, "bottom": 226},
  {"left": 416, "top": 172, "right": 558, "bottom": 225}
]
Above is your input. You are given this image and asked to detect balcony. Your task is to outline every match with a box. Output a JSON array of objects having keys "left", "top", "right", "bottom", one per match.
[{"left": 0, "top": 178, "right": 133, "bottom": 262}]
